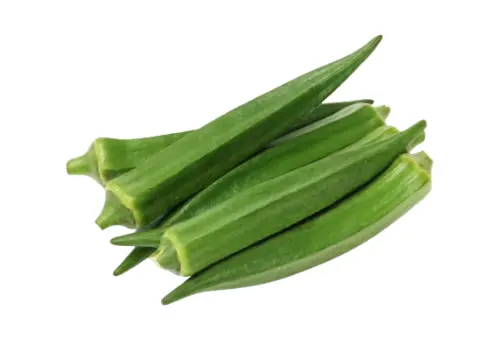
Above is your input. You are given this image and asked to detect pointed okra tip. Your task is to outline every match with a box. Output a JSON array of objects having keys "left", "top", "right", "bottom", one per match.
[
  {"left": 110, "top": 229, "right": 163, "bottom": 247},
  {"left": 348, "top": 35, "right": 383, "bottom": 61},
  {"left": 112, "top": 248, "right": 154, "bottom": 276},
  {"left": 161, "top": 285, "right": 191, "bottom": 306},
  {"left": 113, "top": 266, "right": 126, "bottom": 277},
  {"left": 161, "top": 292, "right": 180, "bottom": 306},
  {"left": 365, "top": 35, "right": 383, "bottom": 50},
  {"left": 160, "top": 275, "right": 204, "bottom": 305},
  {"left": 110, "top": 233, "right": 135, "bottom": 246},
  {"left": 373, "top": 35, "right": 383, "bottom": 44}
]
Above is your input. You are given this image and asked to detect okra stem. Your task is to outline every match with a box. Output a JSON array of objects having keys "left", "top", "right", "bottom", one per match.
[
  {"left": 66, "top": 155, "right": 89, "bottom": 175},
  {"left": 95, "top": 191, "right": 136, "bottom": 229},
  {"left": 374, "top": 105, "right": 390, "bottom": 120},
  {"left": 66, "top": 144, "right": 102, "bottom": 184},
  {"left": 410, "top": 151, "right": 433, "bottom": 172}
]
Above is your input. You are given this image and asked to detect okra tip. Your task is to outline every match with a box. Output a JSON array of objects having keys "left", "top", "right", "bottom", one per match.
[
  {"left": 113, "top": 267, "right": 126, "bottom": 277},
  {"left": 411, "top": 119, "right": 427, "bottom": 130},
  {"left": 366, "top": 35, "right": 383, "bottom": 48},
  {"left": 161, "top": 292, "right": 181, "bottom": 306},
  {"left": 110, "top": 229, "right": 163, "bottom": 247},
  {"left": 113, "top": 257, "right": 137, "bottom": 276},
  {"left": 161, "top": 279, "right": 199, "bottom": 305},
  {"left": 113, "top": 248, "right": 154, "bottom": 276},
  {"left": 161, "top": 284, "right": 193, "bottom": 305},
  {"left": 343, "top": 35, "right": 383, "bottom": 66}
]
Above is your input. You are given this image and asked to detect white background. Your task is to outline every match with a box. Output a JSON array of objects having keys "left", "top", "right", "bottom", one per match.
[{"left": 1, "top": 1, "right": 499, "bottom": 339}]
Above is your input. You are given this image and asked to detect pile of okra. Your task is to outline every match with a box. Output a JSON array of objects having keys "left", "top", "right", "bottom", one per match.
[{"left": 67, "top": 35, "right": 432, "bottom": 305}]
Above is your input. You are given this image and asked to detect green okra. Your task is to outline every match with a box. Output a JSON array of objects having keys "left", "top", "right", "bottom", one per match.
[
  {"left": 161, "top": 151, "right": 432, "bottom": 305},
  {"left": 113, "top": 125, "right": 402, "bottom": 278},
  {"left": 111, "top": 103, "right": 391, "bottom": 274},
  {"left": 96, "top": 36, "right": 383, "bottom": 229},
  {"left": 112, "top": 124, "right": 425, "bottom": 276},
  {"left": 114, "top": 120, "right": 426, "bottom": 276}
]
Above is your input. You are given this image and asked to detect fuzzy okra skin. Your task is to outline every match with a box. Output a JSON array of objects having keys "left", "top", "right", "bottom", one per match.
[
  {"left": 112, "top": 119, "right": 401, "bottom": 276},
  {"left": 66, "top": 100, "right": 373, "bottom": 186},
  {"left": 149, "top": 120, "right": 426, "bottom": 276},
  {"left": 96, "top": 36, "right": 383, "bottom": 229},
  {"left": 162, "top": 152, "right": 432, "bottom": 305}
]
